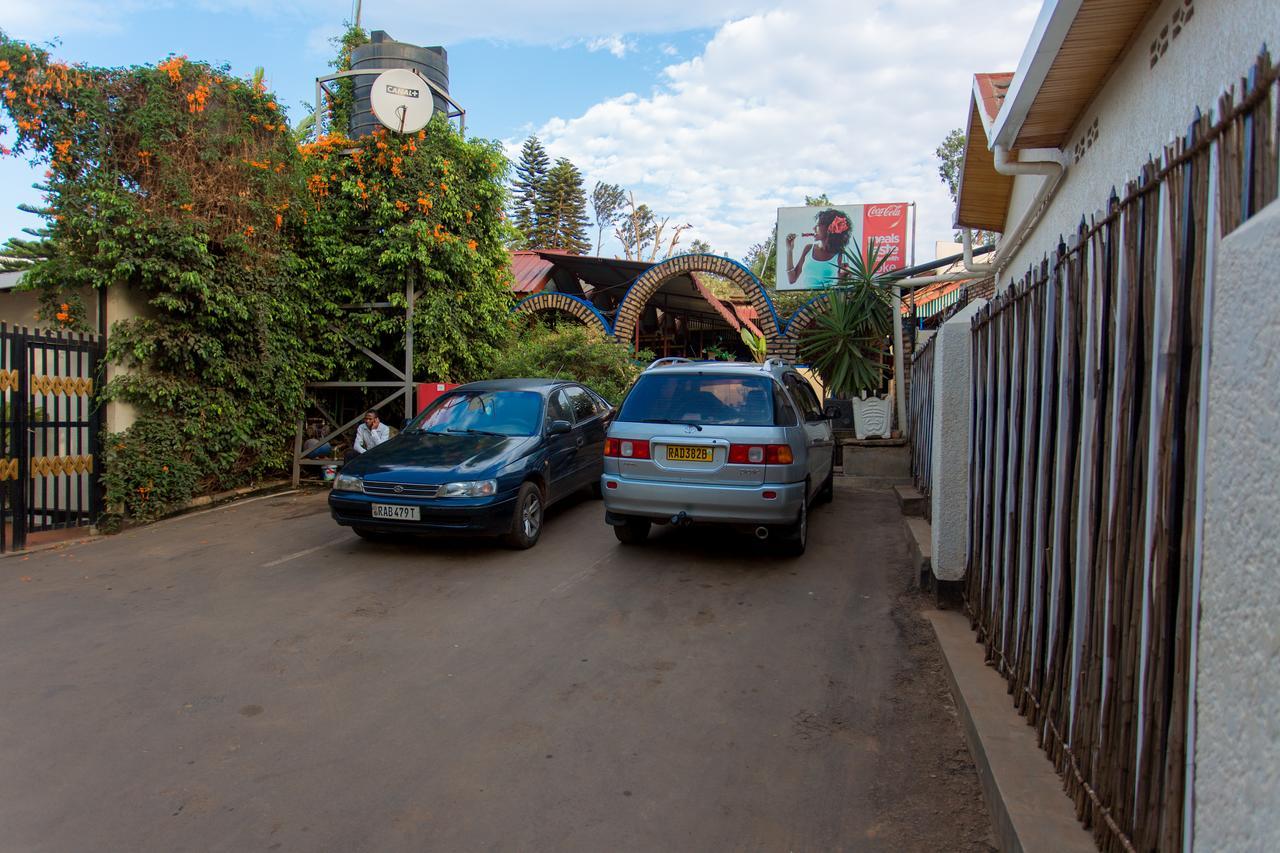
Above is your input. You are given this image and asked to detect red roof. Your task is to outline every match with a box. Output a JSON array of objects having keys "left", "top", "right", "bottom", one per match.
[
  {"left": 974, "top": 72, "right": 1014, "bottom": 137},
  {"left": 510, "top": 251, "right": 556, "bottom": 294}
]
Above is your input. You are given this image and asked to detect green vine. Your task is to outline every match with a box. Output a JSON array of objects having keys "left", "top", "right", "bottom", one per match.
[{"left": 0, "top": 33, "right": 515, "bottom": 523}]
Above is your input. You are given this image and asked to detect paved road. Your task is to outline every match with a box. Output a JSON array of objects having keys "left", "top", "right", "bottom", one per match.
[{"left": 0, "top": 480, "right": 993, "bottom": 852}]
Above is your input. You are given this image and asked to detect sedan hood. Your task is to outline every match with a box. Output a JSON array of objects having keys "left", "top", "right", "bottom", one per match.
[{"left": 346, "top": 432, "right": 537, "bottom": 482}]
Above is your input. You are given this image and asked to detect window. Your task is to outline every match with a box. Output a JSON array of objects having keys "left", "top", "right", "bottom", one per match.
[
  {"left": 772, "top": 382, "right": 798, "bottom": 425},
  {"left": 546, "top": 389, "right": 573, "bottom": 426},
  {"left": 565, "top": 386, "right": 598, "bottom": 423},
  {"left": 785, "top": 374, "right": 822, "bottom": 420},
  {"left": 616, "top": 374, "right": 782, "bottom": 427},
  {"left": 410, "top": 391, "right": 543, "bottom": 437}
]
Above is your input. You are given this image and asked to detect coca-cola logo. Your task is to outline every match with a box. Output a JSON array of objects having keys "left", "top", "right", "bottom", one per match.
[{"left": 866, "top": 205, "right": 905, "bottom": 218}]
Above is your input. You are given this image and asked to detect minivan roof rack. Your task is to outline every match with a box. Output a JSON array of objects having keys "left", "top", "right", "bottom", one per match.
[
  {"left": 646, "top": 356, "right": 692, "bottom": 370},
  {"left": 762, "top": 356, "right": 789, "bottom": 372}
]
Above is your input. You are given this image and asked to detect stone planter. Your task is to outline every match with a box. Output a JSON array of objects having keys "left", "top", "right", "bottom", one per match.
[{"left": 851, "top": 392, "right": 893, "bottom": 440}]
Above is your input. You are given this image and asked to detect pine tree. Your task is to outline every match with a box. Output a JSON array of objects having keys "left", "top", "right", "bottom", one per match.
[
  {"left": 540, "top": 158, "right": 592, "bottom": 254},
  {"left": 510, "top": 136, "right": 550, "bottom": 247}
]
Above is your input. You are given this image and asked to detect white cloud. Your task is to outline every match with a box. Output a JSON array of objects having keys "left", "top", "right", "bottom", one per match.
[
  {"left": 536, "top": 0, "right": 1040, "bottom": 260},
  {"left": 585, "top": 35, "right": 634, "bottom": 59}
]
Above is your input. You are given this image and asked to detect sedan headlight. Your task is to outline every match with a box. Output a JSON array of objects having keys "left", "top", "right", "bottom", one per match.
[
  {"left": 438, "top": 479, "right": 497, "bottom": 498},
  {"left": 333, "top": 473, "right": 363, "bottom": 492}
]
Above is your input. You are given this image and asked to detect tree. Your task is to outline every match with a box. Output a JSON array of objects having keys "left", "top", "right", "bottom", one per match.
[
  {"left": 800, "top": 239, "right": 895, "bottom": 397},
  {"left": 934, "top": 128, "right": 995, "bottom": 244},
  {"left": 0, "top": 199, "right": 54, "bottom": 271},
  {"left": 511, "top": 136, "right": 550, "bottom": 246},
  {"left": 934, "top": 128, "right": 965, "bottom": 203},
  {"left": 590, "top": 181, "right": 626, "bottom": 255},
  {"left": 540, "top": 158, "right": 592, "bottom": 254},
  {"left": 687, "top": 238, "right": 712, "bottom": 254},
  {"left": 613, "top": 191, "right": 690, "bottom": 261}
]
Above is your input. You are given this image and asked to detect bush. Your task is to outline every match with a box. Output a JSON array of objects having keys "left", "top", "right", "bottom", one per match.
[
  {"left": 101, "top": 417, "right": 203, "bottom": 525},
  {"left": 486, "top": 322, "right": 651, "bottom": 404}
]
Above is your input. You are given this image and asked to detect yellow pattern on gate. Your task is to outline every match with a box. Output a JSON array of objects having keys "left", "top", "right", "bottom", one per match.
[
  {"left": 30, "top": 374, "right": 94, "bottom": 396},
  {"left": 0, "top": 370, "right": 18, "bottom": 393},
  {"left": 28, "top": 454, "right": 95, "bottom": 478},
  {"left": 0, "top": 458, "right": 17, "bottom": 482}
]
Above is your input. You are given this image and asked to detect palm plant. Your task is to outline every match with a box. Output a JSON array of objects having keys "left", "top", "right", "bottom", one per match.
[{"left": 799, "top": 238, "right": 895, "bottom": 398}]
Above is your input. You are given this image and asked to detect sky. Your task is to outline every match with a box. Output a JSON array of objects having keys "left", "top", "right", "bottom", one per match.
[{"left": 0, "top": 0, "right": 1041, "bottom": 262}]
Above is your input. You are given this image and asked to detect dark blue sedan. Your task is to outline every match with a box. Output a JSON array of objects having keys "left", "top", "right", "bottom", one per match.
[{"left": 328, "top": 379, "right": 613, "bottom": 548}]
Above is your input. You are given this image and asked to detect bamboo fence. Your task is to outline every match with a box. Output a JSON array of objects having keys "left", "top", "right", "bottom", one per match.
[
  {"left": 964, "top": 49, "right": 1277, "bottom": 852},
  {"left": 909, "top": 333, "right": 936, "bottom": 505}
]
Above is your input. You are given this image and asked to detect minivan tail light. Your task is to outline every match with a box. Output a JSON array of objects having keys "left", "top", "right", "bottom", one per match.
[
  {"left": 605, "top": 438, "right": 650, "bottom": 459},
  {"left": 728, "top": 444, "right": 793, "bottom": 465}
]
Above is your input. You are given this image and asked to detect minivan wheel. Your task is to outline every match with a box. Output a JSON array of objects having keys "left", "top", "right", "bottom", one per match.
[
  {"left": 613, "top": 517, "right": 651, "bottom": 545},
  {"left": 777, "top": 498, "right": 808, "bottom": 557},
  {"left": 503, "top": 482, "right": 544, "bottom": 549}
]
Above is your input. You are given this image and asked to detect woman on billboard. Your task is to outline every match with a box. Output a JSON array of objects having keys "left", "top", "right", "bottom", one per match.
[{"left": 785, "top": 208, "right": 853, "bottom": 288}]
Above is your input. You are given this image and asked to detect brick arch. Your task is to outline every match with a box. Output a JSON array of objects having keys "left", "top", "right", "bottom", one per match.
[
  {"left": 612, "top": 254, "right": 785, "bottom": 356},
  {"left": 512, "top": 292, "right": 613, "bottom": 336}
]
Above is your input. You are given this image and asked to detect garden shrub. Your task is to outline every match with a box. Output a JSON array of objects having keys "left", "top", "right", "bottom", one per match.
[{"left": 487, "top": 322, "right": 651, "bottom": 405}]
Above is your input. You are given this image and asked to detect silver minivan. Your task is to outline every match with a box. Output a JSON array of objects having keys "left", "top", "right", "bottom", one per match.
[{"left": 601, "top": 357, "right": 835, "bottom": 555}]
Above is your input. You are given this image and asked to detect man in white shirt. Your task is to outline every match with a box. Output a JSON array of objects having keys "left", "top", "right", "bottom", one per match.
[{"left": 348, "top": 410, "right": 390, "bottom": 460}]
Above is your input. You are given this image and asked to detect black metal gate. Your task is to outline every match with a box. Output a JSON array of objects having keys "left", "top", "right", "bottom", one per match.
[{"left": 1, "top": 323, "right": 105, "bottom": 552}]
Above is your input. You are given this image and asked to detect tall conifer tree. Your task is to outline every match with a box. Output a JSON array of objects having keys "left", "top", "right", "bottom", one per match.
[
  {"left": 510, "top": 136, "right": 550, "bottom": 247},
  {"left": 540, "top": 158, "right": 592, "bottom": 254}
]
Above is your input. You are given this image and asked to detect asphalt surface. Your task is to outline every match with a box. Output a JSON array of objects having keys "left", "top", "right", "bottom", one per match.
[{"left": 0, "top": 480, "right": 994, "bottom": 852}]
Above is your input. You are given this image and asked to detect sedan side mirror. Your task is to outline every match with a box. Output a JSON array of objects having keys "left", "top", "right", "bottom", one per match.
[{"left": 548, "top": 419, "right": 573, "bottom": 435}]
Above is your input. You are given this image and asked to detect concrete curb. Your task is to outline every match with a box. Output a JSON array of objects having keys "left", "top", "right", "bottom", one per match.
[{"left": 924, "top": 609, "right": 1094, "bottom": 853}]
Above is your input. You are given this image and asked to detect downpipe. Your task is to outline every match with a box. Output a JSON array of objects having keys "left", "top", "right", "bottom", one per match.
[
  {"left": 989, "top": 144, "right": 1067, "bottom": 277},
  {"left": 754, "top": 526, "right": 770, "bottom": 541}
]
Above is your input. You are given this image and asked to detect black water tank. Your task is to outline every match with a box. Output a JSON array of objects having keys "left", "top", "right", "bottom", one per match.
[{"left": 349, "top": 31, "right": 449, "bottom": 139}]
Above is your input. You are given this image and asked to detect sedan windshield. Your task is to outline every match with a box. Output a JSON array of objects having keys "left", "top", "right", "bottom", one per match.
[{"left": 409, "top": 391, "right": 543, "bottom": 437}]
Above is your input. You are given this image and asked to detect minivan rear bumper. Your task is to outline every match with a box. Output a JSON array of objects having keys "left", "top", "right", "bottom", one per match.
[{"left": 601, "top": 475, "right": 804, "bottom": 525}]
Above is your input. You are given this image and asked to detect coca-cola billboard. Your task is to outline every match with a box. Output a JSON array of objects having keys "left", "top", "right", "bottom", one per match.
[{"left": 775, "top": 202, "right": 912, "bottom": 290}]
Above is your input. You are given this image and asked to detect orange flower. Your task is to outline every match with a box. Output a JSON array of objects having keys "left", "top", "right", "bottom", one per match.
[
  {"left": 466, "top": 239, "right": 478, "bottom": 251},
  {"left": 267, "top": 101, "right": 276, "bottom": 110},
  {"left": 60, "top": 303, "right": 69, "bottom": 311},
  {"left": 157, "top": 55, "right": 186, "bottom": 84},
  {"left": 162, "top": 465, "right": 169, "bottom": 473},
  {"left": 395, "top": 200, "right": 409, "bottom": 212},
  {"left": 439, "top": 183, "right": 448, "bottom": 193},
  {"left": 0, "top": 61, "right": 9, "bottom": 74},
  {"left": 244, "top": 225, "right": 255, "bottom": 237},
  {"left": 275, "top": 213, "right": 283, "bottom": 229},
  {"left": 2, "top": 90, "right": 14, "bottom": 102},
  {"left": 55, "top": 312, "right": 69, "bottom": 322},
  {"left": 180, "top": 203, "right": 194, "bottom": 211}
]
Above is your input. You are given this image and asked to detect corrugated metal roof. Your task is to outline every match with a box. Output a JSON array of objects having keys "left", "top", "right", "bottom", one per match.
[{"left": 510, "top": 251, "right": 556, "bottom": 294}]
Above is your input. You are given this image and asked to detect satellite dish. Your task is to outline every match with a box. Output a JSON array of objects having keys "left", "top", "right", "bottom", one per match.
[{"left": 369, "top": 68, "right": 435, "bottom": 134}]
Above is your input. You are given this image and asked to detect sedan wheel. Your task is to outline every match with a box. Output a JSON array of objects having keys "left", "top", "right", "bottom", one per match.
[{"left": 504, "top": 482, "right": 544, "bottom": 549}]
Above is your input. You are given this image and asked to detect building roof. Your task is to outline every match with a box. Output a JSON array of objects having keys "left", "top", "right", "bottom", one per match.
[
  {"left": 953, "top": 0, "right": 1161, "bottom": 232},
  {"left": 956, "top": 73, "right": 1017, "bottom": 232},
  {"left": 510, "top": 251, "right": 556, "bottom": 294},
  {"left": 0, "top": 269, "right": 26, "bottom": 292},
  {"left": 991, "top": 0, "right": 1162, "bottom": 150}
]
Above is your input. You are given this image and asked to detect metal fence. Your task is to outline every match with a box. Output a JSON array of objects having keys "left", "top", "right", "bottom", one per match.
[
  {"left": 965, "top": 50, "right": 1276, "bottom": 853},
  {"left": 908, "top": 333, "right": 935, "bottom": 505},
  {"left": 0, "top": 324, "right": 105, "bottom": 551}
]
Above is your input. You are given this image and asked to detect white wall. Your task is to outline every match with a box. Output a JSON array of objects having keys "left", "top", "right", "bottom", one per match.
[
  {"left": 1195, "top": 198, "right": 1280, "bottom": 851},
  {"left": 999, "top": 0, "right": 1280, "bottom": 287},
  {"left": 929, "top": 298, "right": 986, "bottom": 581}
]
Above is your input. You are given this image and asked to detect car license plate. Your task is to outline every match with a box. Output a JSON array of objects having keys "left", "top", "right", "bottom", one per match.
[
  {"left": 666, "top": 444, "right": 713, "bottom": 463},
  {"left": 371, "top": 503, "right": 420, "bottom": 521}
]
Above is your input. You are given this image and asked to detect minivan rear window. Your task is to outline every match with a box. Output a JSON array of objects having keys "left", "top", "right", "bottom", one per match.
[{"left": 616, "top": 374, "right": 783, "bottom": 427}]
